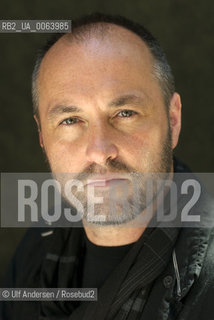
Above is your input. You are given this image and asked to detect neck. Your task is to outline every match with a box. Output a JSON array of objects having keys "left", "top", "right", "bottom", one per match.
[{"left": 83, "top": 220, "right": 146, "bottom": 246}]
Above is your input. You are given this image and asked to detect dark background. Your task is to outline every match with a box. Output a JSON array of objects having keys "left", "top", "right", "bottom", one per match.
[{"left": 0, "top": 0, "right": 213, "bottom": 283}]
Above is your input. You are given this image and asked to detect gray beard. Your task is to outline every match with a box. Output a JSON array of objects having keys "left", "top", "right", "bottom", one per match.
[
  {"left": 49, "top": 125, "right": 173, "bottom": 226},
  {"left": 81, "top": 172, "right": 171, "bottom": 226}
]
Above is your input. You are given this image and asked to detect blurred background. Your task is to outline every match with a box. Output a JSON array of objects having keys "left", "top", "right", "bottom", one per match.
[{"left": 0, "top": 0, "right": 214, "bottom": 283}]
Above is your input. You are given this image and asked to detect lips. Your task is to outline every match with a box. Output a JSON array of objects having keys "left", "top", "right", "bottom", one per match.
[{"left": 85, "top": 177, "right": 128, "bottom": 187}]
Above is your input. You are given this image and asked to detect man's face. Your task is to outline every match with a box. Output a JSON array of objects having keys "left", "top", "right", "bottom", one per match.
[{"left": 35, "top": 25, "right": 181, "bottom": 225}]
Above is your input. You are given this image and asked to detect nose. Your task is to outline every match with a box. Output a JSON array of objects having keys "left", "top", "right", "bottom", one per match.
[{"left": 85, "top": 123, "right": 119, "bottom": 165}]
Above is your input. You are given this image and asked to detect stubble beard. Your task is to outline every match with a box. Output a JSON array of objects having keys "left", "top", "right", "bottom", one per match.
[{"left": 46, "top": 126, "right": 173, "bottom": 226}]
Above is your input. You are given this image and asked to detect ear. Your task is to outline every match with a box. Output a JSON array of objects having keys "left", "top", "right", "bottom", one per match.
[
  {"left": 33, "top": 114, "right": 44, "bottom": 149},
  {"left": 169, "top": 92, "right": 182, "bottom": 149}
]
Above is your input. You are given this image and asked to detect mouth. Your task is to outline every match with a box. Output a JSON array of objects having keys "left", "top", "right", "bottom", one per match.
[{"left": 85, "top": 178, "right": 128, "bottom": 188}]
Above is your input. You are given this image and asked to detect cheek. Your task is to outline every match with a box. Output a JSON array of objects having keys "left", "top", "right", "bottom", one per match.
[
  {"left": 123, "top": 124, "right": 165, "bottom": 152},
  {"left": 44, "top": 137, "right": 86, "bottom": 172},
  {"left": 120, "top": 124, "right": 168, "bottom": 166}
]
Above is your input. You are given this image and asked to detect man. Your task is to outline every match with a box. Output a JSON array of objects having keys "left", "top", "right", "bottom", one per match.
[{"left": 1, "top": 13, "right": 214, "bottom": 320}]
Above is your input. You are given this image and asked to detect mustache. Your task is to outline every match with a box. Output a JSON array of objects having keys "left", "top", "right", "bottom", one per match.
[{"left": 73, "top": 158, "right": 135, "bottom": 181}]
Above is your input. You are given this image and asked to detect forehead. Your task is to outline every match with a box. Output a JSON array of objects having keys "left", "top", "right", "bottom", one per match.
[{"left": 38, "top": 24, "right": 161, "bottom": 108}]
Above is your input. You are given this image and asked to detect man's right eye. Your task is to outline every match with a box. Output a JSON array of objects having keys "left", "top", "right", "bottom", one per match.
[{"left": 60, "top": 117, "right": 80, "bottom": 125}]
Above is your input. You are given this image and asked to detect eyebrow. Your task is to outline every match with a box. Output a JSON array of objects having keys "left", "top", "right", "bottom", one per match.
[
  {"left": 47, "top": 94, "right": 146, "bottom": 120},
  {"left": 108, "top": 94, "right": 146, "bottom": 107}
]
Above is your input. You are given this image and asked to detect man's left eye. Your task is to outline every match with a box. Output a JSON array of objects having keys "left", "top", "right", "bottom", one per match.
[
  {"left": 60, "top": 117, "right": 80, "bottom": 125},
  {"left": 116, "top": 110, "right": 137, "bottom": 118}
]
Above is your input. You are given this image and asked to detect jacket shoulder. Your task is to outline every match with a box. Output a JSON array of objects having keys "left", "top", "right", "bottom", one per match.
[{"left": 2, "top": 227, "right": 53, "bottom": 288}]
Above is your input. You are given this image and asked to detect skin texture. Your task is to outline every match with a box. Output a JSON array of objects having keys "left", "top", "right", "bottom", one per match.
[{"left": 35, "top": 24, "right": 181, "bottom": 246}]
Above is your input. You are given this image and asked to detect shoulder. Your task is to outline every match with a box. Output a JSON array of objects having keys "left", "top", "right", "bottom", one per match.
[
  {"left": 188, "top": 229, "right": 214, "bottom": 319},
  {"left": 199, "top": 228, "right": 214, "bottom": 288},
  {"left": 3, "top": 227, "right": 55, "bottom": 287}
]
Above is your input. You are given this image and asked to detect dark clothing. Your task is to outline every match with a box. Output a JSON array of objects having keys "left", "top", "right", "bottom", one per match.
[
  {"left": 1, "top": 159, "right": 214, "bottom": 319},
  {"left": 0, "top": 225, "right": 179, "bottom": 320},
  {"left": 82, "top": 232, "right": 134, "bottom": 289}
]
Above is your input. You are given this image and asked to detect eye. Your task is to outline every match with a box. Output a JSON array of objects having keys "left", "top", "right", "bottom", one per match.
[
  {"left": 116, "top": 110, "right": 138, "bottom": 118},
  {"left": 60, "top": 117, "right": 80, "bottom": 125}
]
